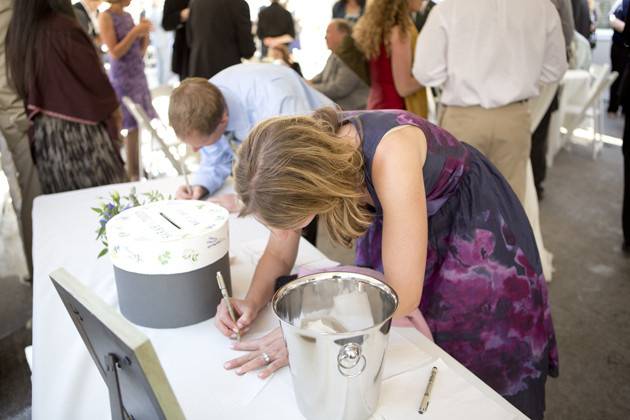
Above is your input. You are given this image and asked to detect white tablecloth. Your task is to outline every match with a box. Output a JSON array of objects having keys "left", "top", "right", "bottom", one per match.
[{"left": 31, "top": 177, "right": 527, "bottom": 420}]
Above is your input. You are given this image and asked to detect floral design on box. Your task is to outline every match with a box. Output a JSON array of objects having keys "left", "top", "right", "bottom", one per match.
[
  {"left": 92, "top": 188, "right": 170, "bottom": 258},
  {"left": 183, "top": 249, "right": 199, "bottom": 262},
  {"left": 158, "top": 251, "right": 172, "bottom": 265}
]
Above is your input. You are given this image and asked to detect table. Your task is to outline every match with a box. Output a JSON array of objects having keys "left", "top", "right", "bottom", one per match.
[{"left": 32, "top": 177, "right": 528, "bottom": 420}]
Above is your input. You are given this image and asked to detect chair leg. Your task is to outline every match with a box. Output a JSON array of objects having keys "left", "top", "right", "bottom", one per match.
[
  {"left": 593, "top": 103, "right": 603, "bottom": 160},
  {"left": 137, "top": 128, "right": 143, "bottom": 181},
  {"left": 563, "top": 130, "right": 573, "bottom": 153},
  {"left": 125, "top": 129, "right": 140, "bottom": 182}
]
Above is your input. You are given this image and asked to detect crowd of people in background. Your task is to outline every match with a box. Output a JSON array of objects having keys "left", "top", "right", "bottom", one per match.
[
  {"left": 0, "top": 1, "right": 629, "bottom": 418},
  {"left": 0, "top": 0, "right": 625, "bottom": 272}
]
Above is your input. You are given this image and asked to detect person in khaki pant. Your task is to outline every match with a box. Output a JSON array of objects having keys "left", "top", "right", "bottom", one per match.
[
  {"left": 412, "top": 0, "right": 568, "bottom": 204},
  {"left": 0, "top": 0, "right": 42, "bottom": 278},
  {"left": 439, "top": 102, "right": 531, "bottom": 200}
]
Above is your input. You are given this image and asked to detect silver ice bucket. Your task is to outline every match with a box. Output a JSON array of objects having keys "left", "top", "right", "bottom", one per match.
[{"left": 272, "top": 271, "right": 399, "bottom": 420}]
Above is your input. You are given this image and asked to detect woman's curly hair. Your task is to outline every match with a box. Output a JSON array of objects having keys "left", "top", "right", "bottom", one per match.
[{"left": 353, "top": 0, "right": 412, "bottom": 60}]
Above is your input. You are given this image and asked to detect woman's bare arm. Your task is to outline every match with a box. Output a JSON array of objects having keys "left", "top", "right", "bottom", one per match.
[
  {"left": 390, "top": 25, "right": 423, "bottom": 98},
  {"left": 372, "top": 125, "right": 428, "bottom": 318}
]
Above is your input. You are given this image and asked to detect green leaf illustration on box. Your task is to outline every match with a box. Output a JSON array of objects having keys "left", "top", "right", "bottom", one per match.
[
  {"left": 183, "top": 249, "right": 199, "bottom": 262},
  {"left": 158, "top": 251, "right": 172, "bottom": 265},
  {"left": 91, "top": 187, "right": 172, "bottom": 258}
]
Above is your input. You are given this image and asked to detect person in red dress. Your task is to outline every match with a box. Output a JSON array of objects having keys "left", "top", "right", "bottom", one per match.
[{"left": 353, "top": 0, "right": 425, "bottom": 112}]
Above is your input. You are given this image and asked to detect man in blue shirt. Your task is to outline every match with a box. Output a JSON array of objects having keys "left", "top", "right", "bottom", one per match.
[{"left": 169, "top": 63, "right": 334, "bottom": 200}]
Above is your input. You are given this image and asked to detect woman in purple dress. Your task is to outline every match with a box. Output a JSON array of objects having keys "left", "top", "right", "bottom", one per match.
[
  {"left": 215, "top": 109, "right": 558, "bottom": 420},
  {"left": 100, "top": 0, "right": 157, "bottom": 180}
]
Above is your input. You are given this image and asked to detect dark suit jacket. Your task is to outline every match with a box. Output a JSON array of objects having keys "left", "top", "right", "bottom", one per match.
[
  {"left": 73, "top": 2, "right": 96, "bottom": 38},
  {"left": 620, "top": 5, "right": 630, "bottom": 106},
  {"left": 331, "top": 0, "right": 365, "bottom": 22},
  {"left": 257, "top": 2, "right": 295, "bottom": 56},
  {"left": 412, "top": 1, "right": 436, "bottom": 33},
  {"left": 187, "top": 0, "right": 256, "bottom": 79},
  {"left": 162, "top": 0, "right": 190, "bottom": 79},
  {"left": 571, "top": 0, "right": 591, "bottom": 40}
]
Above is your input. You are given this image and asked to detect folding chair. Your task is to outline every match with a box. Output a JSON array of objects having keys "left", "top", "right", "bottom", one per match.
[
  {"left": 562, "top": 66, "right": 618, "bottom": 159},
  {"left": 425, "top": 86, "right": 438, "bottom": 124},
  {"left": 122, "top": 97, "right": 183, "bottom": 178}
]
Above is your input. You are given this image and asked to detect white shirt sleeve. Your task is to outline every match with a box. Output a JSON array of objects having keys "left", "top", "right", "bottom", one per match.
[
  {"left": 540, "top": 5, "right": 569, "bottom": 85},
  {"left": 412, "top": 8, "right": 448, "bottom": 88}
]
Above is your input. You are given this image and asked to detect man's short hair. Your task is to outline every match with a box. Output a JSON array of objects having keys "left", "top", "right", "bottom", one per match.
[
  {"left": 331, "top": 19, "right": 353, "bottom": 36},
  {"left": 168, "top": 78, "right": 226, "bottom": 138}
]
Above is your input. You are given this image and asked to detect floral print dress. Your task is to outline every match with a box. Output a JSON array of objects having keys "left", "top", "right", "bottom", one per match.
[
  {"left": 347, "top": 111, "right": 558, "bottom": 420},
  {"left": 106, "top": 10, "right": 157, "bottom": 130}
]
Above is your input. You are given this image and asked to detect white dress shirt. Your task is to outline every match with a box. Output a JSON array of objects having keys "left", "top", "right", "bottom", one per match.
[
  {"left": 193, "top": 63, "right": 334, "bottom": 194},
  {"left": 412, "top": 0, "right": 568, "bottom": 109}
]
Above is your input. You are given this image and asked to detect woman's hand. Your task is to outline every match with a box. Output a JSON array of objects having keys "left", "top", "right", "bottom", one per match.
[
  {"left": 215, "top": 298, "right": 261, "bottom": 338},
  {"left": 224, "top": 327, "right": 288, "bottom": 379},
  {"left": 180, "top": 8, "right": 190, "bottom": 23},
  {"left": 133, "top": 19, "right": 153, "bottom": 37}
]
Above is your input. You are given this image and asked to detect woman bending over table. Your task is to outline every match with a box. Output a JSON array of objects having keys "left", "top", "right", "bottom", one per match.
[{"left": 216, "top": 109, "right": 558, "bottom": 420}]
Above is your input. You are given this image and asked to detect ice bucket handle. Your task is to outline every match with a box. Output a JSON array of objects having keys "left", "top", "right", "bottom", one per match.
[{"left": 337, "top": 342, "right": 366, "bottom": 378}]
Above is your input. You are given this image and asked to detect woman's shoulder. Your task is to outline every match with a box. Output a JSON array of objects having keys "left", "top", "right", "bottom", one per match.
[
  {"left": 354, "top": 111, "right": 436, "bottom": 149},
  {"left": 347, "top": 110, "right": 421, "bottom": 128},
  {"left": 41, "top": 13, "right": 93, "bottom": 46},
  {"left": 389, "top": 22, "right": 415, "bottom": 42},
  {"left": 41, "top": 13, "right": 81, "bottom": 33},
  {"left": 345, "top": 111, "right": 404, "bottom": 149}
]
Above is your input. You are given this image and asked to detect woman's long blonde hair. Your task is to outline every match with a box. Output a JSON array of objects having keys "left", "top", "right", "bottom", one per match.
[
  {"left": 234, "top": 108, "right": 373, "bottom": 248},
  {"left": 353, "top": 0, "right": 413, "bottom": 60}
]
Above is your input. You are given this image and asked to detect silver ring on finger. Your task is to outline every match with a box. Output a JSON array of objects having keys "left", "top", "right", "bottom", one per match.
[{"left": 261, "top": 351, "right": 272, "bottom": 365}]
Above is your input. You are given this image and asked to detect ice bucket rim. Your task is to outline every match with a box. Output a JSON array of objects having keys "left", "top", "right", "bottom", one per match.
[{"left": 271, "top": 271, "right": 399, "bottom": 336}]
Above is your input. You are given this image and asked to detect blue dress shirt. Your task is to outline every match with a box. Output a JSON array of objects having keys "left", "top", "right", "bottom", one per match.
[{"left": 192, "top": 63, "right": 334, "bottom": 194}]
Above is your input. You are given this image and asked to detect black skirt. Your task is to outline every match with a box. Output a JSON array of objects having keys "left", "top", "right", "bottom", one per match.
[{"left": 32, "top": 114, "right": 127, "bottom": 194}]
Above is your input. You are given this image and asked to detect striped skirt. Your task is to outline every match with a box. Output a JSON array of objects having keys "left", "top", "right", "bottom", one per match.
[{"left": 32, "top": 114, "right": 127, "bottom": 194}]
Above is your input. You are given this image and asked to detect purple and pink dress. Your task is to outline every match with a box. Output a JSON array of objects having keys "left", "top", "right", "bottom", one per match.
[
  {"left": 106, "top": 10, "right": 157, "bottom": 129},
  {"left": 346, "top": 110, "right": 557, "bottom": 420}
]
